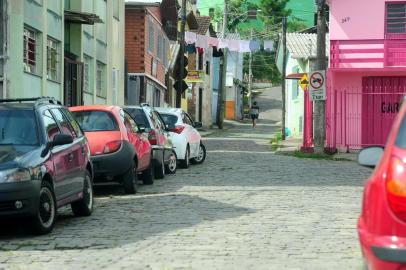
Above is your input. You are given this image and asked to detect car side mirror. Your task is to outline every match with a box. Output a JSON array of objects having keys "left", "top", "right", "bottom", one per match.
[
  {"left": 358, "top": 146, "right": 384, "bottom": 168},
  {"left": 194, "top": 122, "right": 203, "bottom": 128},
  {"left": 50, "top": 134, "right": 73, "bottom": 148}
]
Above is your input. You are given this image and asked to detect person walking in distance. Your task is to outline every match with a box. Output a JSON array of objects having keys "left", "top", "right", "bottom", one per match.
[{"left": 250, "top": 101, "right": 260, "bottom": 128}]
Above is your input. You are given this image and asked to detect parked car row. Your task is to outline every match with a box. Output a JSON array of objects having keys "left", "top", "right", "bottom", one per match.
[{"left": 0, "top": 97, "right": 206, "bottom": 235}]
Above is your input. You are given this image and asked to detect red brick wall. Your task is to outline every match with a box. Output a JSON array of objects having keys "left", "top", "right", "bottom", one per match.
[
  {"left": 125, "top": 7, "right": 167, "bottom": 86},
  {"left": 125, "top": 8, "right": 145, "bottom": 73}
]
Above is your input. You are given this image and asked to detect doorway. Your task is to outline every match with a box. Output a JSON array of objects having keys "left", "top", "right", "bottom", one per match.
[{"left": 64, "top": 57, "right": 83, "bottom": 106}]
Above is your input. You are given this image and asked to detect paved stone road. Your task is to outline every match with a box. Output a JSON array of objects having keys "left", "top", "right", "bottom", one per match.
[{"left": 0, "top": 91, "right": 372, "bottom": 270}]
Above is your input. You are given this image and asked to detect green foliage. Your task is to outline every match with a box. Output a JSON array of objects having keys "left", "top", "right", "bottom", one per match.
[
  {"left": 288, "top": 20, "right": 309, "bottom": 32},
  {"left": 260, "top": 0, "right": 291, "bottom": 25},
  {"left": 243, "top": 50, "right": 281, "bottom": 84}
]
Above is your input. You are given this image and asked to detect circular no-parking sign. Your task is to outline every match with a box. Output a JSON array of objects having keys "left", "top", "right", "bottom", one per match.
[{"left": 310, "top": 72, "right": 324, "bottom": 89}]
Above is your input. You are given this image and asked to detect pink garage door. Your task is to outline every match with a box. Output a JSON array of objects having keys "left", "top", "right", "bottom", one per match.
[{"left": 362, "top": 77, "right": 406, "bottom": 146}]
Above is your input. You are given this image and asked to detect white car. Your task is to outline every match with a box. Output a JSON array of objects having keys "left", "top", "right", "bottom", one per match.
[{"left": 155, "top": 108, "right": 206, "bottom": 168}]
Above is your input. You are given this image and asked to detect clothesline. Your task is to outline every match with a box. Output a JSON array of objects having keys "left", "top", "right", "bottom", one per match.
[{"left": 185, "top": 31, "right": 274, "bottom": 53}]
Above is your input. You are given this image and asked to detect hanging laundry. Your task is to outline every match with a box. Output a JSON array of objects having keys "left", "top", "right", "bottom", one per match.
[
  {"left": 249, "top": 40, "right": 260, "bottom": 52},
  {"left": 196, "top": 34, "right": 208, "bottom": 49},
  {"left": 185, "top": 44, "right": 196, "bottom": 54},
  {"left": 238, "top": 40, "right": 251, "bottom": 53},
  {"left": 212, "top": 47, "right": 224, "bottom": 57},
  {"left": 264, "top": 40, "right": 274, "bottom": 51},
  {"left": 228, "top": 39, "right": 239, "bottom": 52},
  {"left": 185, "top": 32, "right": 197, "bottom": 44},
  {"left": 208, "top": 37, "right": 219, "bottom": 47},
  {"left": 218, "top": 39, "right": 229, "bottom": 49}
]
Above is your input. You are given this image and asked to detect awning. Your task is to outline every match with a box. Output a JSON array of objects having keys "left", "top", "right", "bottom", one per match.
[
  {"left": 286, "top": 72, "right": 307, "bottom": 79},
  {"left": 64, "top": 10, "right": 103, "bottom": 25}
]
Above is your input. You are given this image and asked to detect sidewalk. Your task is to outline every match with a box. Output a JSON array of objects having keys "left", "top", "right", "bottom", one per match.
[{"left": 275, "top": 136, "right": 359, "bottom": 162}]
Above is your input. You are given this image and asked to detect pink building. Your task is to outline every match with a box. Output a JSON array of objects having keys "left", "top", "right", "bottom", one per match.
[{"left": 326, "top": 0, "right": 406, "bottom": 151}]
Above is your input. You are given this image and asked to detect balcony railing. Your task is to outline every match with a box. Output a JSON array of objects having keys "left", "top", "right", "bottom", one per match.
[{"left": 330, "top": 39, "right": 406, "bottom": 69}]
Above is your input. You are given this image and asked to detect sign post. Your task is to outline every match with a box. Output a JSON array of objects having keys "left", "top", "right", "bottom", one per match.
[
  {"left": 309, "top": 70, "right": 326, "bottom": 101},
  {"left": 299, "top": 74, "right": 309, "bottom": 91}
]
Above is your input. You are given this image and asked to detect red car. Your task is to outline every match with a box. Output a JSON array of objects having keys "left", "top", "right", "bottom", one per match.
[
  {"left": 358, "top": 102, "right": 406, "bottom": 269},
  {"left": 70, "top": 106, "right": 153, "bottom": 194}
]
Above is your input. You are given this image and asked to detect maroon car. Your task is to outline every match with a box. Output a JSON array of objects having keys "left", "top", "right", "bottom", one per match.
[{"left": 0, "top": 97, "right": 93, "bottom": 235}]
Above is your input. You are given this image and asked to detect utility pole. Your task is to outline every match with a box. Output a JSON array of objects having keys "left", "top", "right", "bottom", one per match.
[
  {"left": 248, "top": 28, "right": 253, "bottom": 106},
  {"left": 281, "top": 17, "right": 287, "bottom": 140},
  {"left": 314, "top": 0, "right": 327, "bottom": 153},
  {"left": 216, "top": 0, "right": 228, "bottom": 129},
  {"left": 176, "top": 0, "right": 187, "bottom": 108}
]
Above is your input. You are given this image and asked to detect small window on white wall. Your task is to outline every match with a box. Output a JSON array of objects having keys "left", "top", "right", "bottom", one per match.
[
  {"left": 112, "top": 69, "right": 119, "bottom": 105},
  {"left": 84, "top": 55, "right": 93, "bottom": 93},
  {"left": 96, "top": 61, "right": 106, "bottom": 97},
  {"left": 47, "top": 37, "right": 61, "bottom": 82},
  {"left": 23, "top": 27, "right": 40, "bottom": 75}
]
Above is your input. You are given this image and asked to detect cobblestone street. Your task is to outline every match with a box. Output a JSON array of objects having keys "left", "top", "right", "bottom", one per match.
[{"left": 0, "top": 91, "right": 373, "bottom": 270}]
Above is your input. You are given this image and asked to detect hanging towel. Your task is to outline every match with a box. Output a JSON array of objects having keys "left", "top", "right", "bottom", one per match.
[
  {"left": 218, "top": 38, "right": 229, "bottom": 49},
  {"left": 185, "top": 44, "right": 196, "bottom": 54},
  {"left": 185, "top": 32, "right": 197, "bottom": 44},
  {"left": 228, "top": 39, "right": 239, "bottom": 52},
  {"left": 239, "top": 40, "right": 251, "bottom": 53},
  {"left": 212, "top": 47, "right": 224, "bottom": 57},
  {"left": 264, "top": 40, "right": 274, "bottom": 51},
  {"left": 249, "top": 40, "right": 260, "bottom": 52},
  {"left": 208, "top": 37, "right": 219, "bottom": 47},
  {"left": 196, "top": 34, "right": 208, "bottom": 49}
]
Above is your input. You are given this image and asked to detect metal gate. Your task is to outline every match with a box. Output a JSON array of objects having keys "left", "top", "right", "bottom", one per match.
[{"left": 327, "top": 77, "right": 406, "bottom": 150}]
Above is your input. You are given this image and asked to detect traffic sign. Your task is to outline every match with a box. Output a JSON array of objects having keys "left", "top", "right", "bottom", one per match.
[
  {"left": 299, "top": 74, "right": 309, "bottom": 91},
  {"left": 309, "top": 70, "right": 326, "bottom": 101}
]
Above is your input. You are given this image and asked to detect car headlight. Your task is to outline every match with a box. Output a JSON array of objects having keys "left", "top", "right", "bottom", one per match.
[{"left": 0, "top": 168, "right": 32, "bottom": 183}]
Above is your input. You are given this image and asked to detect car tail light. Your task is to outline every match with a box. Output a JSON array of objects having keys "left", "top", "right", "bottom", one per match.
[
  {"left": 171, "top": 125, "right": 185, "bottom": 134},
  {"left": 148, "top": 129, "right": 157, "bottom": 145},
  {"left": 386, "top": 155, "right": 406, "bottom": 222},
  {"left": 103, "top": 140, "right": 122, "bottom": 154}
]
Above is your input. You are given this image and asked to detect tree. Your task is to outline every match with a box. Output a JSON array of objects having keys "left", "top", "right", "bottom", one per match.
[{"left": 260, "top": 0, "right": 291, "bottom": 25}]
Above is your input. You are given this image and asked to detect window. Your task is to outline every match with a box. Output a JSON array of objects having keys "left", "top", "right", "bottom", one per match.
[
  {"left": 72, "top": 110, "right": 119, "bottom": 132},
  {"left": 163, "top": 37, "right": 168, "bottom": 67},
  {"left": 160, "top": 113, "right": 178, "bottom": 126},
  {"left": 182, "top": 112, "right": 194, "bottom": 126},
  {"left": 148, "top": 19, "right": 155, "bottom": 53},
  {"left": 23, "top": 27, "right": 40, "bottom": 74},
  {"left": 96, "top": 62, "right": 105, "bottom": 97},
  {"left": 51, "top": 109, "right": 76, "bottom": 138},
  {"left": 125, "top": 108, "right": 151, "bottom": 129},
  {"left": 386, "top": 3, "right": 406, "bottom": 35},
  {"left": 0, "top": 110, "right": 39, "bottom": 145},
  {"left": 157, "top": 31, "right": 163, "bottom": 60},
  {"left": 151, "top": 58, "right": 157, "bottom": 77},
  {"left": 292, "top": 66, "right": 300, "bottom": 100},
  {"left": 61, "top": 108, "right": 83, "bottom": 138},
  {"left": 43, "top": 110, "right": 61, "bottom": 141},
  {"left": 84, "top": 55, "right": 92, "bottom": 93},
  {"left": 47, "top": 38, "right": 60, "bottom": 82},
  {"left": 206, "top": 61, "right": 210, "bottom": 75},
  {"left": 198, "top": 52, "right": 203, "bottom": 70},
  {"left": 123, "top": 111, "right": 139, "bottom": 133}
]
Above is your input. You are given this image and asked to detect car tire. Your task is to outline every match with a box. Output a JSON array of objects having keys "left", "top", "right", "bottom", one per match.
[
  {"left": 30, "top": 181, "right": 57, "bottom": 235},
  {"left": 165, "top": 150, "right": 177, "bottom": 174},
  {"left": 191, "top": 143, "right": 206, "bottom": 165},
  {"left": 123, "top": 161, "right": 138, "bottom": 194},
  {"left": 155, "top": 154, "right": 165, "bottom": 179},
  {"left": 179, "top": 146, "right": 190, "bottom": 169},
  {"left": 71, "top": 171, "right": 94, "bottom": 216},
  {"left": 142, "top": 159, "right": 155, "bottom": 185}
]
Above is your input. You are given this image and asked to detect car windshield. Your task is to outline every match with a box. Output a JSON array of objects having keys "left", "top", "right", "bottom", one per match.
[
  {"left": 0, "top": 109, "right": 39, "bottom": 145},
  {"left": 160, "top": 113, "right": 179, "bottom": 126},
  {"left": 125, "top": 108, "right": 151, "bottom": 129},
  {"left": 72, "top": 111, "right": 119, "bottom": 132}
]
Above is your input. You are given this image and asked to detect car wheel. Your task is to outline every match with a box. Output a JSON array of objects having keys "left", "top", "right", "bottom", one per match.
[
  {"left": 179, "top": 146, "right": 190, "bottom": 169},
  {"left": 71, "top": 171, "right": 94, "bottom": 216},
  {"left": 123, "top": 161, "right": 138, "bottom": 194},
  {"left": 191, "top": 143, "right": 206, "bottom": 164},
  {"left": 142, "top": 159, "right": 155, "bottom": 185},
  {"left": 30, "top": 181, "right": 57, "bottom": 235},
  {"left": 165, "top": 151, "right": 177, "bottom": 174},
  {"left": 155, "top": 154, "right": 165, "bottom": 179}
]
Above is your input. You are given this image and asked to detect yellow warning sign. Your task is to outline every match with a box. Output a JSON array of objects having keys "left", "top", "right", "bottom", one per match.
[{"left": 299, "top": 74, "right": 309, "bottom": 91}]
